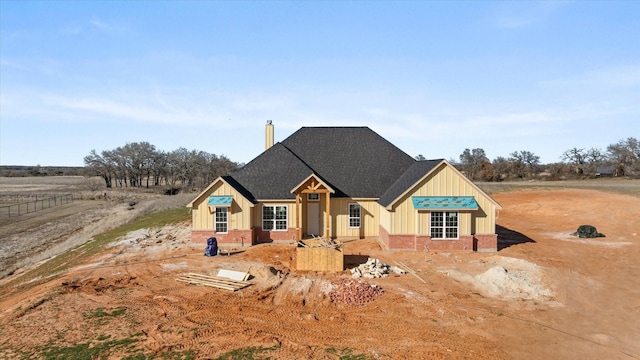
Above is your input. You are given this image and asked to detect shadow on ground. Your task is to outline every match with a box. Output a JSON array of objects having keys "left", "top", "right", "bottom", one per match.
[
  {"left": 497, "top": 224, "right": 536, "bottom": 251},
  {"left": 344, "top": 254, "right": 370, "bottom": 269}
]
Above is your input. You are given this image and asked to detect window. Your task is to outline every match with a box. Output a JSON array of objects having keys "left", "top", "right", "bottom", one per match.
[
  {"left": 431, "top": 211, "right": 458, "bottom": 239},
  {"left": 348, "top": 203, "right": 361, "bottom": 228},
  {"left": 307, "top": 193, "right": 319, "bottom": 201},
  {"left": 262, "top": 205, "right": 287, "bottom": 231},
  {"left": 215, "top": 207, "right": 228, "bottom": 233}
]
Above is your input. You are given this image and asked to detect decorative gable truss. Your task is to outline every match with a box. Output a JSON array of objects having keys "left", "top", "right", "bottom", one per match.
[{"left": 290, "top": 174, "right": 335, "bottom": 240}]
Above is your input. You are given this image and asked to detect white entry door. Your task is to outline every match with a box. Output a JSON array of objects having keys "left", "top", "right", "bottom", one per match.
[{"left": 307, "top": 202, "right": 320, "bottom": 236}]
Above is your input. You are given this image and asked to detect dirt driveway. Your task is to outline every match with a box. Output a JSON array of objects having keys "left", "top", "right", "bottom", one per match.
[{"left": 0, "top": 188, "right": 638, "bottom": 359}]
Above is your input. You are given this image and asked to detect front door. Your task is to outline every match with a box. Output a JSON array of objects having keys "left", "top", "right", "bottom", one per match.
[{"left": 306, "top": 202, "right": 320, "bottom": 236}]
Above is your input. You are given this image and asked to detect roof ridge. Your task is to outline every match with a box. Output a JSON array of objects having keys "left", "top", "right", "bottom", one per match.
[{"left": 279, "top": 142, "right": 339, "bottom": 194}]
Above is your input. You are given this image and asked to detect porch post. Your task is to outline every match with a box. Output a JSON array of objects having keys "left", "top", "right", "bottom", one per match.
[
  {"left": 324, "top": 193, "right": 331, "bottom": 238},
  {"left": 295, "top": 193, "right": 301, "bottom": 241}
]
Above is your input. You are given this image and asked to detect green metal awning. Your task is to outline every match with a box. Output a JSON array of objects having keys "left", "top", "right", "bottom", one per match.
[
  {"left": 412, "top": 196, "right": 478, "bottom": 210},
  {"left": 207, "top": 196, "right": 233, "bottom": 207}
]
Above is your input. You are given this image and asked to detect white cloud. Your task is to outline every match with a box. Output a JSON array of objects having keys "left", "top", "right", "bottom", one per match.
[
  {"left": 539, "top": 65, "right": 640, "bottom": 89},
  {"left": 89, "top": 17, "right": 127, "bottom": 33},
  {"left": 494, "top": 1, "right": 570, "bottom": 29}
]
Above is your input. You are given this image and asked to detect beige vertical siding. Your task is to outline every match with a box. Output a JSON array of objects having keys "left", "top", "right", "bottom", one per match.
[
  {"left": 389, "top": 163, "right": 497, "bottom": 235},
  {"left": 331, "top": 199, "right": 380, "bottom": 238},
  {"left": 252, "top": 201, "right": 297, "bottom": 229},
  {"left": 378, "top": 204, "right": 391, "bottom": 233},
  {"left": 191, "top": 180, "right": 254, "bottom": 231}
]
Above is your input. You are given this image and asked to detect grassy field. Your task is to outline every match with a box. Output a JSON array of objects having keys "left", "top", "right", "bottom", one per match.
[{"left": 478, "top": 178, "right": 640, "bottom": 197}]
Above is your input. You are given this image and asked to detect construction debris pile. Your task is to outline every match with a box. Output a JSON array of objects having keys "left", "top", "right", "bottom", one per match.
[
  {"left": 297, "top": 236, "right": 343, "bottom": 249},
  {"left": 329, "top": 278, "right": 384, "bottom": 306},
  {"left": 350, "top": 258, "right": 406, "bottom": 279}
]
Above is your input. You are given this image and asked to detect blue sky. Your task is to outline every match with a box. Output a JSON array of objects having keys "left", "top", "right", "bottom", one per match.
[{"left": 1, "top": 1, "right": 638, "bottom": 166}]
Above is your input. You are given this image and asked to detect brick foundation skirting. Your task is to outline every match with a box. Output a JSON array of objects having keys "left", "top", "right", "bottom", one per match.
[
  {"left": 474, "top": 234, "right": 498, "bottom": 252},
  {"left": 190, "top": 229, "right": 255, "bottom": 247},
  {"left": 191, "top": 228, "right": 297, "bottom": 247},
  {"left": 378, "top": 225, "right": 496, "bottom": 252}
]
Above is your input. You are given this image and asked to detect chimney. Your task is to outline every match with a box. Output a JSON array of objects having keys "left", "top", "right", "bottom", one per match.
[{"left": 265, "top": 120, "right": 274, "bottom": 150}]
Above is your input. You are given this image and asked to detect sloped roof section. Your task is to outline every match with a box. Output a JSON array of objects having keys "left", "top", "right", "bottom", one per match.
[
  {"left": 280, "top": 127, "right": 416, "bottom": 198},
  {"left": 378, "top": 159, "right": 443, "bottom": 207},
  {"left": 229, "top": 143, "right": 316, "bottom": 200}
]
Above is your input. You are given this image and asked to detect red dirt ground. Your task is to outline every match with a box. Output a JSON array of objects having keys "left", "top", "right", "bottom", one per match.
[{"left": 0, "top": 188, "right": 639, "bottom": 359}]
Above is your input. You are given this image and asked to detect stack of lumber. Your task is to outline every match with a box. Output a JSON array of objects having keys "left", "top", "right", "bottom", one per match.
[
  {"left": 297, "top": 236, "right": 343, "bottom": 249},
  {"left": 176, "top": 272, "right": 251, "bottom": 291}
]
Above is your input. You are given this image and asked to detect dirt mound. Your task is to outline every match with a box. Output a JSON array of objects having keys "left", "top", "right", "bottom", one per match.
[
  {"left": 61, "top": 275, "right": 140, "bottom": 294},
  {"left": 476, "top": 265, "right": 553, "bottom": 300},
  {"left": 441, "top": 256, "right": 554, "bottom": 301}
]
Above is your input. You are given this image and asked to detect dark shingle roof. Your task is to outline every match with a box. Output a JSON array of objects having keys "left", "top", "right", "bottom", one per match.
[
  {"left": 227, "top": 126, "right": 438, "bottom": 201},
  {"left": 229, "top": 143, "right": 315, "bottom": 200},
  {"left": 280, "top": 127, "right": 416, "bottom": 198},
  {"left": 378, "top": 159, "right": 443, "bottom": 207}
]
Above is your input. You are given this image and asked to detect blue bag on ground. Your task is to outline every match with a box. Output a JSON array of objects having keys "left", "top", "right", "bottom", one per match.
[{"left": 204, "top": 237, "right": 218, "bottom": 256}]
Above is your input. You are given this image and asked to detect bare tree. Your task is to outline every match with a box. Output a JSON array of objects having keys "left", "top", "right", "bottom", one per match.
[
  {"left": 492, "top": 156, "right": 509, "bottom": 181},
  {"left": 84, "top": 143, "right": 242, "bottom": 190},
  {"left": 509, "top": 151, "right": 540, "bottom": 179},
  {"left": 607, "top": 137, "right": 639, "bottom": 177},
  {"left": 562, "top": 147, "right": 586, "bottom": 175},
  {"left": 83, "top": 150, "right": 113, "bottom": 188},
  {"left": 459, "top": 148, "right": 489, "bottom": 181}
]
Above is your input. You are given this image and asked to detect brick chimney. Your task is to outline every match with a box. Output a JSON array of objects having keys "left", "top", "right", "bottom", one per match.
[{"left": 265, "top": 120, "right": 274, "bottom": 150}]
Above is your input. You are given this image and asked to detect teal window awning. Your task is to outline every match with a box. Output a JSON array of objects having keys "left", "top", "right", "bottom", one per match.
[
  {"left": 208, "top": 196, "right": 233, "bottom": 207},
  {"left": 412, "top": 196, "right": 478, "bottom": 210}
]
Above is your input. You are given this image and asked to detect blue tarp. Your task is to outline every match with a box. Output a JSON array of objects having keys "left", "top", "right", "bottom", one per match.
[
  {"left": 412, "top": 196, "right": 479, "bottom": 210},
  {"left": 204, "top": 237, "right": 218, "bottom": 256},
  {"left": 207, "top": 196, "right": 233, "bottom": 207}
]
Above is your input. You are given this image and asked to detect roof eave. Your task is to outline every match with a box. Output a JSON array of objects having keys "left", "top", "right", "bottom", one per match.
[{"left": 186, "top": 177, "right": 255, "bottom": 208}]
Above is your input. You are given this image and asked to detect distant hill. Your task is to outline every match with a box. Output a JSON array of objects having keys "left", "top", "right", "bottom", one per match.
[{"left": 0, "top": 165, "right": 86, "bottom": 177}]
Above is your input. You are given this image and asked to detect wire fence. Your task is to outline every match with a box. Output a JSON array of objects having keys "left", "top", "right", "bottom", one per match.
[{"left": 0, "top": 194, "right": 73, "bottom": 219}]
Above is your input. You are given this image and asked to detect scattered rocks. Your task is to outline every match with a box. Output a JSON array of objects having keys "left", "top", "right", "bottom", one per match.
[
  {"left": 329, "top": 278, "right": 384, "bottom": 306},
  {"left": 350, "top": 257, "right": 406, "bottom": 279}
]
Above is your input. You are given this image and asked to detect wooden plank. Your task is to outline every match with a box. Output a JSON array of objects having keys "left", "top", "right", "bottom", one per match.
[
  {"left": 181, "top": 273, "right": 251, "bottom": 286},
  {"left": 394, "top": 261, "right": 427, "bottom": 284},
  {"left": 182, "top": 275, "right": 248, "bottom": 287},
  {"left": 216, "top": 269, "right": 249, "bottom": 281},
  {"left": 176, "top": 278, "right": 239, "bottom": 291}
]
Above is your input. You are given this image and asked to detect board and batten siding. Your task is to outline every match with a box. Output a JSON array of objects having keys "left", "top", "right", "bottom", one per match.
[
  {"left": 251, "top": 201, "right": 297, "bottom": 229},
  {"left": 330, "top": 199, "right": 380, "bottom": 238},
  {"left": 192, "top": 181, "right": 253, "bottom": 231},
  {"left": 388, "top": 163, "right": 497, "bottom": 235}
]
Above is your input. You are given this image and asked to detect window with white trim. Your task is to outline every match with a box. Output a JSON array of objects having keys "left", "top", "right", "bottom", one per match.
[
  {"left": 431, "top": 211, "right": 458, "bottom": 239},
  {"left": 215, "top": 207, "right": 228, "bottom": 233},
  {"left": 262, "top": 205, "right": 287, "bottom": 231},
  {"left": 348, "top": 203, "right": 361, "bottom": 228}
]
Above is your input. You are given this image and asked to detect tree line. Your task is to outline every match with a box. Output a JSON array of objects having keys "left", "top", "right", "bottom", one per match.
[
  {"left": 83, "top": 142, "right": 242, "bottom": 189},
  {"left": 418, "top": 137, "right": 639, "bottom": 181}
]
